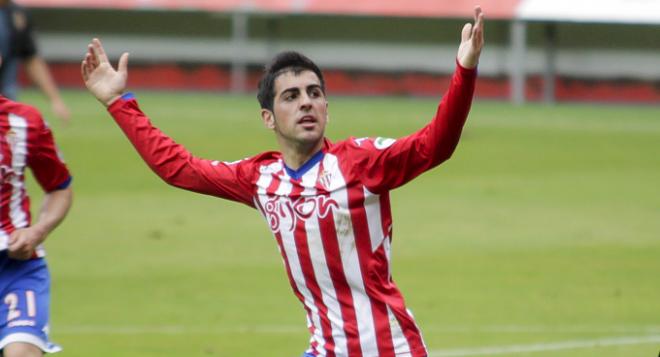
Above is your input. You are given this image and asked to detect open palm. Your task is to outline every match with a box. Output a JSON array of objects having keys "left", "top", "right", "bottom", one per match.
[
  {"left": 457, "top": 6, "right": 485, "bottom": 69},
  {"left": 81, "top": 38, "right": 129, "bottom": 106}
]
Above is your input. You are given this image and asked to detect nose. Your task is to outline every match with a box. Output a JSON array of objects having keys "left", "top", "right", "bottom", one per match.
[{"left": 299, "top": 92, "right": 312, "bottom": 111}]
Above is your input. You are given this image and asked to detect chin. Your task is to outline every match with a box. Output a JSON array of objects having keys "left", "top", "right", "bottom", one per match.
[{"left": 298, "top": 133, "right": 323, "bottom": 145}]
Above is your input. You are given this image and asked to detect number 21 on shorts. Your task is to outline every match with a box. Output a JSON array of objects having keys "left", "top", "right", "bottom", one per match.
[{"left": 4, "top": 291, "right": 37, "bottom": 322}]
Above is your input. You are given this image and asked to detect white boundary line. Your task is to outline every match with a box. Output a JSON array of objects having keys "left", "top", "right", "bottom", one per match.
[
  {"left": 428, "top": 335, "right": 660, "bottom": 356},
  {"left": 422, "top": 325, "right": 660, "bottom": 334},
  {"left": 51, "top": 326, "right": 660, "bottom": 355},
  {"left": 53, "top": 324, "right": 660, "bottom": 335}
]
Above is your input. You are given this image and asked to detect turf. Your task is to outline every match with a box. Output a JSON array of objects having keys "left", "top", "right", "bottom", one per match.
[{"left": 18, "top": 89, "right": 660, "bottom": 357}]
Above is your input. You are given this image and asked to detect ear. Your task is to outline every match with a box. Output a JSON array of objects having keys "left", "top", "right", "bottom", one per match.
[
  {"left": 325, "top": 101, "right": 329, "bottom": 123},
  {"left": 261, "top": 109, "right": 275, "bottom": 130}
]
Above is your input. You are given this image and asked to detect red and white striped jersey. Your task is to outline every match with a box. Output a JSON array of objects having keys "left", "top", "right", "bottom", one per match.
[
  {"left": 109, "top": 63, "right": 476, "bottom": 357},
  {"left": 0, "top": 96, "right": 71, "bottom": 257}
]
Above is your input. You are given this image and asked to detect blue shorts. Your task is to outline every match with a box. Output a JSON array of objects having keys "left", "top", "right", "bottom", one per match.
[{"left": 0, "top": 251, "right": 61, "bottom": 353}]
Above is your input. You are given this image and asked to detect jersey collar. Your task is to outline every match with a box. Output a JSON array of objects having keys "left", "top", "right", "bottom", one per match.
[{"left": 283, "top": 149, "right": 325, "bottom": 180}]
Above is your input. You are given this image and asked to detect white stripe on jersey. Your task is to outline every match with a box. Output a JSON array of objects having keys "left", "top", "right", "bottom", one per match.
[
  {"left": 300, "top": 164, "right": 348, "bottom": 355},
  {"left": 0, "top": 231, "right": 7, "bottom": 251},
  {"left": 405, "top": 308, "right": 427, "bottom": 352},
  {"left": 363, "top": 186, "right": 385, "bottom": 252},
  {"left": 387, "top": 305, "right": 412, "bottom": 355},
  {"left": 8, "top": 114, "right": 29, "bottom": 229},
  {"left": 323, "top": 153, "right": 380, "bottom": 356},
  {"left": 383, "top": 233, "right": 393, "bottom": 284},
  {"left": 265, "top": 170, "right": 328, "bottom": 355}
]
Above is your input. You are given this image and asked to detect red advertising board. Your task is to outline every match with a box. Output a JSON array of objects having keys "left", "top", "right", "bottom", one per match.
[{"left": 17, "top": 0, "right": 518, "bottom": 19}]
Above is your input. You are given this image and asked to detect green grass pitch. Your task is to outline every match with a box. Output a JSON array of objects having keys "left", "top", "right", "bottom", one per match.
[{"left": 19, "top": 89, "right": 660, "bottom": 357}]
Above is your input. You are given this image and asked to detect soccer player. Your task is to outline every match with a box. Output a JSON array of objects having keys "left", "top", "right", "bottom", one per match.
[
  {"left": 81, "top": 6, "right": 484, "bottom": 357},
  {"left": 0, "top": 0, "right": 71, "bottom": 123},
  {"left": 0, "top": 58, "right": 73, "bottom": 356}
]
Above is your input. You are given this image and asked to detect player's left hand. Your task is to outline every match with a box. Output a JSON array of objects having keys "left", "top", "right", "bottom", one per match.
[
  {"left": 81, "top": 38, "right": 129, "bottom": 107},
  {"left": 7, "top": 226, "right": 47, "bottom": 260},
  {"left": 457, "top": 6, "right": 485, "bottom": 69}
]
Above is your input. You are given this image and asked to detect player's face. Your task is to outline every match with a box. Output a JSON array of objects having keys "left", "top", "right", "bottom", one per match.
[{"left": 262, "top": 70, "right": 328, "bottom": 150}]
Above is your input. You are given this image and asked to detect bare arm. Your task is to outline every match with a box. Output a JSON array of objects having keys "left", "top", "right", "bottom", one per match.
[
  {"left": 81, "top": 39, "right": 255, "bottom": 205},
  {"left": 24, "top": 56, "right": 71, "bottom": 123},
  {"left": 355, "top": 7, "right": 485, "bottom": 193},
  {"left": 8, "top": 187, "right": 73, "bottom": 260}
]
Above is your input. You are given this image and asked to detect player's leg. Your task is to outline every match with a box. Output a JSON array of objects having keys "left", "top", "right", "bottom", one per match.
[
  {"left": 2, "top": 342, "right": 43, "bottom": 357},
  {"left": 0, "top": 256, "right": 61, "bottom": 356}
]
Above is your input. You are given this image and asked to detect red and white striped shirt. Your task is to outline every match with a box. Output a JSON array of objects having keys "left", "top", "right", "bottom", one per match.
[
  {"left": 0, "top": 96, "right": 71, "bottom": 257},
  {"left": 109, "top": 63, "right": 476, "bottom": 357}
]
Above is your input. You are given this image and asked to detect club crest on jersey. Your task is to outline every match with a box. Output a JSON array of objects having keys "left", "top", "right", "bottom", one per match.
[
  {"left": 317, "top": 170, "right": 333, "bottom": 190},
  {"left": 263, "top": 195, "right": 338, "bottom": 233},
  {"left": 374, "top": 137, "right": 396, "bottom": 149}
]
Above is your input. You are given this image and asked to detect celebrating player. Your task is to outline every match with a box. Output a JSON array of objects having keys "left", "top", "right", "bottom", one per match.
[
  {"left": 0, "top": 58, "right": 73, "bottom": 356},
  {"left": 82, "top": 7, "right": 484, "bottom": 357}
]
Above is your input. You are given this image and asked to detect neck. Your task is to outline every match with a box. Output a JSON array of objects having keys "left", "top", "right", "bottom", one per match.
[{"left": 280, "top": 138, "right": 324, "bottom": 170}]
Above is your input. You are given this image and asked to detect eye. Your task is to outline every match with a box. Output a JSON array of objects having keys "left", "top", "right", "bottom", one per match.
[
  {"left": 283, "top": 93, "right": 296, "bottom": 101},
  {"left": 309, "top": 88, "right": 322, "bottom": 98}
]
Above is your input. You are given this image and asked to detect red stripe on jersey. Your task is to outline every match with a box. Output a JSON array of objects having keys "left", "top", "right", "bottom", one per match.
[
  {"left": 317, "top": 210, "right": 365, "bottom": 356},
  {"left": 259, "top": 175, "right": 320, "bottom": 347},
  {"left": 377, "top": 195, "right": 427, "bottom": 355},
  {"left": 0, "top": 125, "right": 15, "bottom": 235},
  {"left": 21, "top": 188, "right": 32, "bottom": 228},
  {"left": 316, "top": 179, "right": 363, "bottom": 356},
  {"left": 346, "top": 183, "right": 395, "bottom": 356},
  {"left": 374, "top": 243, "right": 427, "bottom": 356},
  {"left": 378, "top": 194, "right": 393, "bottom": 251},
  {"left": 21, "top": 119, "right": 38, "bottom": 226},
  {"left": 315, "top": 157, "right": 362, "bottom": 356},
  {"left": 274, "top": 227, "right": 320, "bottom": 348},
  {"left": 372, "top": 193, "right": 426, "bottom": 355},
  {"left": 290, "top": 177, "right": 337, "bottom": 356}
]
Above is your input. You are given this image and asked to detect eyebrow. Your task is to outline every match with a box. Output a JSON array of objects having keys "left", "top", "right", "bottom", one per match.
[{"left": 280, "top": 84, "right": 323, "bottom": 97}]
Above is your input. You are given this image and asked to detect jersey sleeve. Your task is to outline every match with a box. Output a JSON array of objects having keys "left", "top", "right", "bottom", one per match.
[
  {"left": 346, "top": 62, "right": 477, "bottom": 194},
  {"left": 27, "top": 115, "right": 71, "bottom": 192},
  {"left": 107, "top": 94, "right": 256, "bottom": 207}
]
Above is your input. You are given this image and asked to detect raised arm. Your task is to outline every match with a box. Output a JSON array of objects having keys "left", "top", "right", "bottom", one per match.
[
  {"left": 81, "top": 39, "right": 255, "bottom": 206},
  {"left": 351, "top": 7, "right": 484, "bottom": 193}
]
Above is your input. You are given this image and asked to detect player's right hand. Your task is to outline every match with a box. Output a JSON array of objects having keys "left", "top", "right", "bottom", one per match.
[
  {"left": 7, "top": 227, "right": 45, "bottom": 260},
  {"left": 81, "top": 38, "right": 129, "bottom": 107}
]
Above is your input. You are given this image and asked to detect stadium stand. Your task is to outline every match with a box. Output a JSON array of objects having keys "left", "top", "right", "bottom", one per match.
[{"left": 16, "top": 0, "right": 660, "bottom": 103}]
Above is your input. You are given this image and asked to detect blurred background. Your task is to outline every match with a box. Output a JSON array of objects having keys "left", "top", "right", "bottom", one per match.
[
  {"left": 17, "top": 0, "right": 660, "bottom": 103},
  {"left": 9, "top": 0, "right": 660, "bottom": 356}
]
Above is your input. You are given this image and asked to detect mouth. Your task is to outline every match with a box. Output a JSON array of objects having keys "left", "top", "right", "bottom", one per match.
[{"left": 298, "top": 115, "right": 318, "bottom": 129}]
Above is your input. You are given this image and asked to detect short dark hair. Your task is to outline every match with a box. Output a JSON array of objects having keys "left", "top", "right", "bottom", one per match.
[{"left": 257, "top": 51, "right": 325, "bottom": 111}]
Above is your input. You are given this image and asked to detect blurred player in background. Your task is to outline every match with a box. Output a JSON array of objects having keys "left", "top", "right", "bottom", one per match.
[
  {"left": 0, "top": 0, "right": 70, "bottom": 123},
  {"left": 0, "top": 50, "right": 72, "bottom": 356},
  {"left": 82, "top": 6, "right": 483, "bottom": 357}
]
